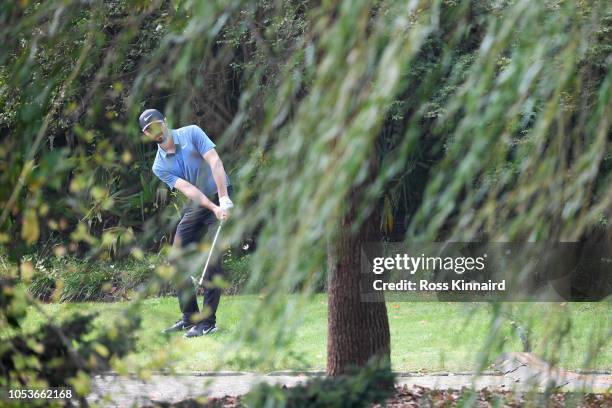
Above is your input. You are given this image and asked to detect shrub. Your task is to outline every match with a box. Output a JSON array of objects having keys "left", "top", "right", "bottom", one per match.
[
  {"left": 60, "top": 263, "right": 115, "bottom": 302},
  {"left": 0, "top": 278, "right": 141, "bottom": 403},
  {"left": 20, "top": 251, "right": 257, "bottom": 302},
  {"left": 223, "top": 249, "right": 252, "bottom": 295},
  {"left": 244, "top": 357, "right": 395, "bottom": 408},
  {"left": 24, "top": 254, "right": 160, "bottom": 302},
  {"left": 28, "top": 270, "right": 57, "bottom": 301}
]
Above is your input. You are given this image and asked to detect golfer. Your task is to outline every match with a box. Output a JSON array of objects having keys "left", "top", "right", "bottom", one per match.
[{"left": 139, "top": 108, "right": 233, "bottom": 338}]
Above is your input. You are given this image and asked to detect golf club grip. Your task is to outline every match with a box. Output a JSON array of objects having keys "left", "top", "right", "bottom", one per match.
[{"left": 197, "top": 221, "right": 223, "bottom": 286}]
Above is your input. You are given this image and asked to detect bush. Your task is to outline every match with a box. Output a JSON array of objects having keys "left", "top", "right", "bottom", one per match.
[
  {"left": 22, "top": 254, "right": 161, "bottom": 302},
  {"left": 223, "top": 249, "right": 252, "bottom": 295},
  {"left": 244, "top": 357, "right": 395, "bottom": 408},
  {"left": 15, "top": 250, "right": 257, "bottom": 302},
  {"left": 0, "top": 278, "right": 141, "bottom": 404},
  {"left": 28, "top": 269, "right": 56, "bottom": 302},
  {"left": 60, "top": 263, "right": 115, "bottom": 302},
  {"left": 8, "top": 248, "right": 324, "bottom": 302}
]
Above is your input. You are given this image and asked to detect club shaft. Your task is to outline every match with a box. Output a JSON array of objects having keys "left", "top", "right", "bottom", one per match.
[{"left": 197, "top": 222, "right": 223, "bottom": 286}]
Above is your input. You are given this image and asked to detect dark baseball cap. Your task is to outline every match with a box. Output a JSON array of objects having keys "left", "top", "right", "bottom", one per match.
[{"left": 139, "top": 109, "right": 165, "bottom": 131}]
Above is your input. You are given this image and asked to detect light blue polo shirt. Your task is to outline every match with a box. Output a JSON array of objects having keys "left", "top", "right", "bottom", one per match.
[{"left": 152, "top": 125, "right": 230, "bottom": 198}]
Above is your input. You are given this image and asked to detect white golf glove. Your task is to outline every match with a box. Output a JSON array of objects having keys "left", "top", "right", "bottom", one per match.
[{"left": 219, "top": 196, "right": 234, "bottom": 210}]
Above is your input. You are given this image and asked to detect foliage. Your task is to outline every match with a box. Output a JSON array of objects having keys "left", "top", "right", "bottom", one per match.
[
  {"left": 149, "top": 389, "right": 612, "bottom": 407},
  {"left": 0, "top": 279, "right": 140, "bottom": 404},
  {"left": 0, "top": 0, "right": 610, "bottom": 393},
  {"left": 244, "top": 357, "right": 395, "bottom": 408},
  {"left": 0, "top": 250, "right": 256, "bottom": 301},
  {"left": 223, "top": 249, "right": 253, "bottom": 294},
  {"left": 0, "top": 0, "right": 184, "bottom": 263}
]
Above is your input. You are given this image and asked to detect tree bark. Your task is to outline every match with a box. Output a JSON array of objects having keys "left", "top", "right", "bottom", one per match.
[{"left": 326, "top": 188, "right": 390, "bottom": 376}]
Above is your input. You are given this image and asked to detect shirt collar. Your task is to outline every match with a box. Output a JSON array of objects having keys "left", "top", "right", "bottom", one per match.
[{"left": 157, "top": 130, "right": 179, "bottom": 158}]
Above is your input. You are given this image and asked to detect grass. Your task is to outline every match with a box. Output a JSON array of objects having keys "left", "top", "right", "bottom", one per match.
[{"left": 14, "top": 295, "right": 611, "bottom": 374}]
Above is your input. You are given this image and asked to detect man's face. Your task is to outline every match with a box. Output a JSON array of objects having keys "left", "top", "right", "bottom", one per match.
[{"left": 143, "top": 121, "right": 166, "bottom": 144}]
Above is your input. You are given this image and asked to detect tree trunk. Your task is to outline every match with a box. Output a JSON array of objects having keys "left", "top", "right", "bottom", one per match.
[{"left": 326, "top": 189, "right": 390, "bottom": 376}]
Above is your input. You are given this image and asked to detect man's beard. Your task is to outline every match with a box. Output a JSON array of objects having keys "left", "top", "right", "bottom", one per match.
[{"left": 155, "top": 130, "right": 168, "bottom": 144}]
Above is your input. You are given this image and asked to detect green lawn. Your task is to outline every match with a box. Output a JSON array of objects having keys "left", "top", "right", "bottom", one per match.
[{"left": 17, "top": 295, "right": 611, "bottom": 373}]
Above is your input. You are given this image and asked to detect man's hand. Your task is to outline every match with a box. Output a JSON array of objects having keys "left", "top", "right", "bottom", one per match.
[
  {"left": 219, "top": 196, "right": 233, "bottom": 210},
  {"left": 173, "top": 178, "right": 230, "bottom": 221},
  {"left": 217, "top": 196, "right": 233, "bottom": 221},
  {"left": 213, "top": 205, "right": 228, "bottom": 221}
]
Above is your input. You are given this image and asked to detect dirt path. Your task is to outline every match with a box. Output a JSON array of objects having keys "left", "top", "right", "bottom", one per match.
[{"left": 88, "top": 371, "right": 611, "bottom": 407}]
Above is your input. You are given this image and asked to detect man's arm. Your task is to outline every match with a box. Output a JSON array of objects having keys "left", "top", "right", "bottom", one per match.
[
  {"left": 203, "top": 149, "right": 229, "bottom": 198},
  {"left": 174, "top": 178, "right": 224, "bottom": 218}
]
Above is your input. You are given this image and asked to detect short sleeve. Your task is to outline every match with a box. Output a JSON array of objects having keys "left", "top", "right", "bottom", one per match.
[
  {"left": 152, "top": 164, "right": 178, "bottom": 190},
  {"left": 190, "top": 125, "right": 216, "bottom": 156}
]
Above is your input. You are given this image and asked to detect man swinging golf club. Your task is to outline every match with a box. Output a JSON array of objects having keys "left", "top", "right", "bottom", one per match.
[{"left": 140, "top": 108, "right": 233, "bottom": 338}]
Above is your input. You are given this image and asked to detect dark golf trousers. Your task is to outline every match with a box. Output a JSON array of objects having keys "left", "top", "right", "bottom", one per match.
[{"left": 174, "top": 188, "right": 231, "bottom": 326}]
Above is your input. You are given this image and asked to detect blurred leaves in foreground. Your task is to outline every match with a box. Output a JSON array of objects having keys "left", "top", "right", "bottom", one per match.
[
  {"left": 0, "top": 0, "right": 610, "bottom": 394},
  {"left": 0, "top": 278, "right": 141, "bottom": 405}
]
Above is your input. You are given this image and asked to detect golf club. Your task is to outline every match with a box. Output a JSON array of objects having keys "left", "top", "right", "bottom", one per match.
[{"left": 191, "top": 220, "right": 223, "bottom": 287}]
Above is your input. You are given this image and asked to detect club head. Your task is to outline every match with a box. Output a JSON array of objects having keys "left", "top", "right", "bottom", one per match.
[{"left": 190, "top": 276, "right": 198, "bottom": 286}]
